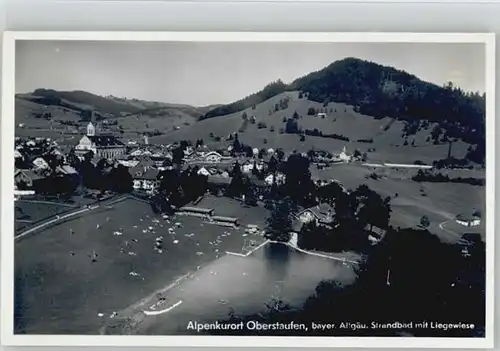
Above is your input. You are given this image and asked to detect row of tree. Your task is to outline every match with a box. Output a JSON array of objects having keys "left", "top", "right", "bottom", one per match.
[{"left": 211, "top": 226, "right": 485, "bottom": 337}]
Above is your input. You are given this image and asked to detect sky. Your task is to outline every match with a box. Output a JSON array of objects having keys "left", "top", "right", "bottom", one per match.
[{"left": 16, "top": 40, "right": 485, "bottom": 107}]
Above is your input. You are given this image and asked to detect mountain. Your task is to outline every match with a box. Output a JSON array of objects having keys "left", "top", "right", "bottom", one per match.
[
  {"left": 16, "top": 89, "right": 210, "bottom": 119},
  {"left": 202, "top": 58, "right": 485, "bottom": 147}
]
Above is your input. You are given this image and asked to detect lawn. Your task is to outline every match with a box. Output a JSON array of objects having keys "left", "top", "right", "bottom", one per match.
[
  {"left": 14, "top": 197, "right": 267, "bottom": 334},
  {"left": 14, "top": 200, "right": 76, "bottom": 232}
]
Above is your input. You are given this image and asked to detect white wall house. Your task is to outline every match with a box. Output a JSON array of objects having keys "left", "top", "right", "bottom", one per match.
[
  {"left": 455, "top": 214, "right": 481, "bottom": 227},
  {"left": 264, "top": 172, "right": 286, "bottom": 186},
  {"left": 242, "top": 162, "right": 264, "bottom": 174},
  {"left": 197, "top": 167, "right": 211, "bottom": 176}
]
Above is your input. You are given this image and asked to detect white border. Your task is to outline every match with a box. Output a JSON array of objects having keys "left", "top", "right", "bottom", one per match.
[{"left": 1, "top": 31, "right": 495, "bottom": 348}]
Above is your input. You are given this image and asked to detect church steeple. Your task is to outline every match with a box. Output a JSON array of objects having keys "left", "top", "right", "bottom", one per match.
[{"left": 87, "top": 122, "right": 95, "bottom": 136}]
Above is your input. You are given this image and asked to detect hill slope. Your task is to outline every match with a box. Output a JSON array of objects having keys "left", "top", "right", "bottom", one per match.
[
  {"left": 15, "top": 89, "right": 210, "bottom": 142},
  {"left": 202, "top": 58, "right": 485, "bottom": 148},
  {"left": 150, "top": 90, "right": 472, "bottom": 164}
]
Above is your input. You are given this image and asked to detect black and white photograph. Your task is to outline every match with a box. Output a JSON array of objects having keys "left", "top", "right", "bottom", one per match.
[{"left": 1, "top": 32, "right": 495, "bottom": 348}]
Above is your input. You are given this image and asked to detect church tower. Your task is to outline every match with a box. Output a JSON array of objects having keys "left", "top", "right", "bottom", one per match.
[{"left": 87, "top": 122, "right": 96, "bottom": 137}]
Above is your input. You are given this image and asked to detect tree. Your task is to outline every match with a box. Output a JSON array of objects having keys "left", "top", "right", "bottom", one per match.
[
  {"left": 285, "top": 119, "right": 299, "bottom": 134},
  {"left": 420, "top": 215, "right": 430, "bottom": 228},
  {"left": 266, "top": 200, "right": 293, "bottom": 242},
  {"left": 228, "top": 162, "right": 248, "bottom": 197},
  {"left": 276, "top": 149, "right": 285, "bottom": 162},
  {"left": 353, "top": 185, "right": 392, "bottom": 233},
  {"left": 293, "top": 111, "right": 300, "bottom": 119},
  {"left": 109, "top": 165, "right": 133, "bottom": 193},
  {"left": 297, "top": 221, "right": 332, "bottom": 251},
  {"left": 233, "top": 133, "right": 242, "bottom": 153},
  {"left": 258, "top": 148, "right": 266, "bottom": 159},
  {"left": 172, "top": 147, "right": 184, "bottom": 167},
  {"left": 283, "top": 153, "right": 315, "bottom": 206},
  {"left": 318, "top": 181, "right": 344, "bottom": 205}
]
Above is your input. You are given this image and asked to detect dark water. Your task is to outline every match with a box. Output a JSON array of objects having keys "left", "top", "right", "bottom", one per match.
[{"left": 133, "top": 243, "right": 357, "bottom": 335}]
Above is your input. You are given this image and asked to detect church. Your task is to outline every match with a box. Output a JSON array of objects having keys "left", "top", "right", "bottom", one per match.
[{"left": 75, "top": 122, "right": 126, "bottom": 159}]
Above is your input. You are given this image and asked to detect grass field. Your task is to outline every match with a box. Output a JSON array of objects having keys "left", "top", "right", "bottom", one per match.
[
  {"left": 148, "top": 92, "right": 471, "bottom": 164},
  {"left": 14, "top": 197, "right": 266, "bottom": 334},
  {"left": 311, "top": 163, "right": 485, "bottom": 243}
]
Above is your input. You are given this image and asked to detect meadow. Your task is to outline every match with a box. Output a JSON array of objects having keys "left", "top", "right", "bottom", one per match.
[
  {"left": 312, "top": 163, "right": 485, "bottom": 243},
  {"left": 14, "top": 197, "right": 265, "bottom": 334},
  {"left": 15, "top": 200, "right": 77, "bottom": 232}
]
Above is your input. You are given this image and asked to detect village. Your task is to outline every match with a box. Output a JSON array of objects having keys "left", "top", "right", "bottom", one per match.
[{"left": 14, "top": 119, "right": 362, "bottom": 232}]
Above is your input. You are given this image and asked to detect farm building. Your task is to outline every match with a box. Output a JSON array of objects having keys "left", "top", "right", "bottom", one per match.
[
  {"left": 209, "top": 215, "right": 240, "bottom": 228},
  {"left": 177, "top": 206, "right": 215, "bottom": 218},
  {"left": 455, "top": 214, "right": 481, "bottom": 227}
]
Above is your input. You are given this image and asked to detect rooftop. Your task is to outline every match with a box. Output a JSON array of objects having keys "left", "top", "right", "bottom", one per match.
[{"left": 88, "top": 135, "right": 125, "bottom": 147}]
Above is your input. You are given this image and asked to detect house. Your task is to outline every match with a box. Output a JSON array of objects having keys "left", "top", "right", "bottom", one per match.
[
  {"left": 117, "top": 159, "right": 140, "bottom": 168},
  {"left": 75, "top": 122, "right": 126, "bottom": 159},
  {"left": 366, "top": 225, "right": 387, "bottom": 244},
  {"left": 208, "top": 216, "right": 240, "bottom": 228},
  {"left": 204, "top": 151, "right": 223, "bottom": 163},
  {"left": 56, "top": 165, "right": 78, "bottom": 176},
  {"left": 455, "top": 214, "right": 481, "bottom": 227},
  {"left": 14, "top": 149, "right": 23, "bottom": 159},
  {"left": 14, "top": 169, "right": 45, "bottom": 191},
  {"left": 130, "top": 149, "right": 143, "bottom": 157},
  {"left": 264, "top": 172, "right": 286, "bottom": 186},
  {"left": 32, "top": 157, "right": 50, "bottom": 170},
  {"left": 131, "top": 168, "right": 161, "bottom": 193},
  {"left": 177, "top": 206, "right": 215, "bottom": 218},
  {"left": 197, "top": 167, "right": 211, "bottom": 176},
  {"left": 242, "top": 160, "right": 264, "bottom": 174},
  {"left": 297, "top": 203, "right": 335, "bottom": 226},
  {"left": 337, "top": 146, "right": 352, "bottom": 163},
  {"left": 158, "top": 158, "right": 173, "bottom": 171}
]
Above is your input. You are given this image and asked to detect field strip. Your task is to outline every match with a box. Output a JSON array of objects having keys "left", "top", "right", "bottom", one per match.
[
  {"left": 245, "top": 239, "right": 270, "bottom": 257},
  {"left": 267, "top": 240, "right": 359, "bottom": 264},
  {"left": 143, "top": 300, "right": 183, "bottom": 316},
  {"left": 16, "top": 199, "right": 78, "bottom": 207},
  {"left": 226, "top": 251, "right": 247, "bottom": 257},
  {"left": 14, "top": 195, "right": 134, "bottom": 240},
  {"left": 15, "top": 207, "right": 90, "bottom": 240},
  {"left": 290, "top": 245, "right": 358, "bottom": 264}
]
